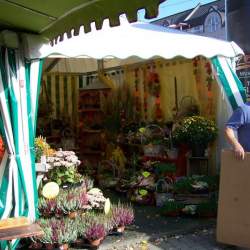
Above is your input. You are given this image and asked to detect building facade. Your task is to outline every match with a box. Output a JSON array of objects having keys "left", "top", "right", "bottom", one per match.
[{"left": 152, "top": 0, "right": 226, "bottom": 40}]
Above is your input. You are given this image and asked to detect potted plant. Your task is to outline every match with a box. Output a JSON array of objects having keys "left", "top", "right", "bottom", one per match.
[
  {"left": 87, "top": 188, "right": 107, "bottom": 210},
  {"left": 47, "top": 165, "right": 83, "bottom": 187},
  {"left": 111, "top": 203, "right": 134, "bottom": 233},
  {"left": 38, "top": 198, "right": 57, "bottom": 217},
  {"left": 34, "top": 136, "right": 51, "bottom": 163},
  {"left": 160, "top": 199, "right": 185, "bottom": 217},
  {"left": 196, "top": 200, "right": 218, "bottom": 217},
  {"left": 173, "top": 177, "right": 194, "bottom": 194},
  {"left": 34, "top": 218, "right": 77, "bottom": 249},
  {"left": 84, "top": 222, "right": 106, "bottom": 247},
  {"left": 173, "top": 116, "right": 217, "bottom": 156}
]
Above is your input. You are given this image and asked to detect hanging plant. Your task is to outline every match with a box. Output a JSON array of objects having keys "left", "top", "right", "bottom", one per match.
[
  {"left": 147, "top": 71, "right": 160, "bottom": 97},
  {"left": 192, "top": 57, "right": 199, "bottom": 76},
  {"left": 205, "top": 62, "right": 213, "bottom": 91}
]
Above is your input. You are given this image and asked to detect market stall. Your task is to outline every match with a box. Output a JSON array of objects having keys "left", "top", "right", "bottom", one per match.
[
  {"left": 0, "top": 2, "right": 165, "bottom": 249},
  {"left": 38, "top": 19, "right": 246, "bottom": 169},
  {"left": 0, "top": 17, "right": 246, "bottom": 249},
  {"left": 27, "top": 19, "right": 246, "bottom": 225}
]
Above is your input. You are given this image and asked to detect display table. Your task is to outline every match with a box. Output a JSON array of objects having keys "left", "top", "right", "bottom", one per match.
[
  {"left": 0, "top": 222, "right": 43, "bottom": 249},
  {"left": 36, "top": 163, "right": 51, "bottom": 187}
]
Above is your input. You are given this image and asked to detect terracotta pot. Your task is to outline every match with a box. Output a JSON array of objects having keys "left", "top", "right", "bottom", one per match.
[
  {"left": 57, "top": 243, "right": 69, "bottom": 250},
  {"left": 89, "top": 238, "right": 102, "bottom": 247},
  {"left": 71, "top": 238, "right": 85, "bottom": 248},
  {"left": 68, "top": 211, "right": 77, "bottom": 219},
  {"left": 29, "top": 242, "right": 43, "bottom": 249},
  {"left": 117, "top": 225, "right": 125, "bottom": 233},
  {"left": 44, "top": 243, "right": 54, "bottom": 249},
  {"left": 163, "top": 211, "right": 180, "bottom": 217}
]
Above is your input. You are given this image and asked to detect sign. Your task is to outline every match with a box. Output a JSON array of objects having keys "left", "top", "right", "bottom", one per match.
[
  {"left": 236, "top": 55, "right": 250, "bottom": 99},
  {"left": 217, "top": 150, "right": 250, "bottom": 248}
]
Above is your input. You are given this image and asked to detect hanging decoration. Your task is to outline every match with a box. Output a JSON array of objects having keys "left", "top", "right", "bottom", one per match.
[
  {"left": 147, "top": 65, "right": 162, "bottom": 121},
  {"left": 205, "top": 61, "right": 214, "bottom": 116},
  {"left": 205, "top": 62, "right": 213, "bottom": 92},
  {"left": 148, "top": 68, "right": 161, "bottom": 97}
]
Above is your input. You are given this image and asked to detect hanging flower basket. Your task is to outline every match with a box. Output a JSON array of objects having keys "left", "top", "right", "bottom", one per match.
[{"left": 143, "top": 144, "right": 164, "bottom": 157}]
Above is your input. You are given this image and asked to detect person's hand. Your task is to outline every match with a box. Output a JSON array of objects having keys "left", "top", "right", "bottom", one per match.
[{"left": 233, "top": 143, "right": 245, "bottom": 160}]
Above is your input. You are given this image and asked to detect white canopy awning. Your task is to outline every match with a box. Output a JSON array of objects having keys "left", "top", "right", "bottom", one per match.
[{"left": 27, "top": 18, "right": 243, "bottom": 60}]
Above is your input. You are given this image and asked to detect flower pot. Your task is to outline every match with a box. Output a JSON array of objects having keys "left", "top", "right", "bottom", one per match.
[
  {"left": 71, "top": 239, "right": 85, "bottom": 248},
  {"left": 117, "top": 225, "right": 125, "bottom": 233},
  {"left": 44, "top": 243, "right": 54, "bottom": 250},
  {"left": 166, "top": 148, "right": 178, "bottom": 160},
  {"left": 57, "top": 243, "right": 69, "bottom": 250},
  {"left": 68, "top": 211, "right": 77, "bottom": 219},
  {"left": 163, "top": 211, "right": 180, "bottom": 217},
  {"left": 89, "top": 238, "right": 102, "bottom": 247},
  {"left": 29, "top": 242, "right": 43, "bottom": 249}
]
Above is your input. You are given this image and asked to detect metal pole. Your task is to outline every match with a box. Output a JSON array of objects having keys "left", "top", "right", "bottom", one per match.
[{"left": 225, "top": 0, "right": 228, "bottom": 41}]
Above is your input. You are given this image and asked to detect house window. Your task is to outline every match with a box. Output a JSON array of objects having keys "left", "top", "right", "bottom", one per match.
[
  {"left": 204, "top": 11, "right": 221, "bottom": 33},
  {"left": 188, "top": 25, "right": 203, "bottom": 33}
]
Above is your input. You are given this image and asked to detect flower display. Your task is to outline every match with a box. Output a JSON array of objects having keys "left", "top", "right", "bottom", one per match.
[
  {"left": 85, "top": 222, "right": 106, "bottom": 241},
  {"left": 111, "top": 203, "right": 134, "bottom": 228},
  {"left": 35, "top": 218, "right": 77, "bottom": 244},
  {"left": 173, "top": 116, "right": 217, "bottom": 147},
  {"left": 87, "top": 188, "right": 107, "bottom": 210},
  {"left": 34, "top": 136, "right": 53, "bottom": 162},
  {"left": 47, "top": 150, "right": 81, "bottom": 167}
]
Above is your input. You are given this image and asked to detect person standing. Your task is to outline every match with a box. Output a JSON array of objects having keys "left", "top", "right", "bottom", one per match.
[{"left": 225, "top": 102, "right": 250, "bottom": 160}]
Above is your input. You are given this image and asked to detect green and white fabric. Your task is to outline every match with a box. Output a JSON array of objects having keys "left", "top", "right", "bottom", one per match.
[
  {"left": 0, "top": 47, "right": 43, "bottom": 248},
  {"left": 212, "top": 56, "right": 246, "bottom": 111}
]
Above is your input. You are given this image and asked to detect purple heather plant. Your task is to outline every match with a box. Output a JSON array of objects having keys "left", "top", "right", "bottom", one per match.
[
  {"left": 111, "top": 203, "right": 134, "bottom": 227},
  {"left": 85, "top": 223, "right": 106, "bottom": 241},
  {"left": 78, "top": 192, "right": 89, "bottom": 209}
]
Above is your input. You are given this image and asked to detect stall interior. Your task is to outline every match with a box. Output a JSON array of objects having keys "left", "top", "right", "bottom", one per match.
[{"left": 37, "top": 56, "right": 220, "bottom": 214}]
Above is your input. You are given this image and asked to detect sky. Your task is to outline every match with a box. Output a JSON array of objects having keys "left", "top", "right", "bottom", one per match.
[{"left": 138, "top": 0, "right": 217, "bottom": 22}]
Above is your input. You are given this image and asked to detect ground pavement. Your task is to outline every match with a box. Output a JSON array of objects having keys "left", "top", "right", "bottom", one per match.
[{"left": 75, "top": 191, "right": 248, "bottom": 250}]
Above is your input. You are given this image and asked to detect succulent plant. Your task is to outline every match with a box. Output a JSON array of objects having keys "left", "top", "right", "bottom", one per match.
[
  {"left": 85, "top": 222, "right": 106, "bottom": 241},
  {"left": 111, "top": 203, "right": 134, "bottom": 227}
]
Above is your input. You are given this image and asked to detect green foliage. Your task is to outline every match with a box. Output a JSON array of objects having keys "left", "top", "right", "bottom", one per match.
[
  {"left": 154, "top": 162, "right": 176, "bottom": 175},
  {"left": 196, "top": 200, "right": 218, "bottom": 216},
  {"left": 38, "top": 183, "right": 89, "bottom": 215},
  {"left": 35, "top": 218, "right": 78, "bottom": 244},
  {"left": 47, "top": 165, "right": 83, "bottom": 186},
  {"left": 173, "top": 177, "right": 194, "bottom": 194},
  {"left": 173, "top": 175, "right": 219, "bottom": 194},
  {"left": 193, "top": 175, "right": 219, "bottom": 192},
  {"left": 160, "top": 200, "right": 184, "bottom": 213},
  {"left": 173, "top": 116, "right": 218, "bottom": 146}
]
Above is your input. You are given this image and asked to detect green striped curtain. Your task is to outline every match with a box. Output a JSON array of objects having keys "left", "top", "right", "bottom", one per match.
[
  {"left": 212, "top": 56, "right": 246, "bottom": 110},
  {"left": 0, "top": 47, "right": 43, "bottom": 248}
]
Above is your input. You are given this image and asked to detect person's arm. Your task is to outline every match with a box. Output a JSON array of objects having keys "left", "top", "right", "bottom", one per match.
[{"left": 225, "top": 127, "right": 245, "bottom": 160}]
